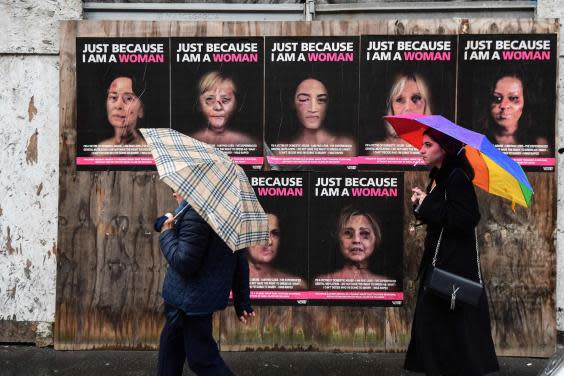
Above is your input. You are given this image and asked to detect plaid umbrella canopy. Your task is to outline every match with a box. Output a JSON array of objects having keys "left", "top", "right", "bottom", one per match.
[{"left": 140, "top": 128, "right": 269, "bottom": 251}]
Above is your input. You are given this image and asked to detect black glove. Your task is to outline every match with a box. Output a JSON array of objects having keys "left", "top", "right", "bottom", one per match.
[
  {"left": 153, "top": 213, "right": 173, "bottom": 232},
  {"left": 234, "top": 301, "right": 254, "bottom": 318}
]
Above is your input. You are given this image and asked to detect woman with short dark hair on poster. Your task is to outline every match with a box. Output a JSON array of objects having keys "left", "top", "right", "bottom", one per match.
[
  {"left": 247, "top": 212, "right": 307, "bottom": 290},
  {"left": 479, "top": 69, "right": 548, "bottom": 149},
  {"left": 405, "top": 128, "right": 499, "bottom": 375},
  {"left": 190, "top": 70, "right": 257, "bottom": 146}
]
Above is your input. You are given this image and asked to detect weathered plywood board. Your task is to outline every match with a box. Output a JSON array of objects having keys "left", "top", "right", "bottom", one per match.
[
  {"left": 56, "top": 21, "right": 173, "bottom": 350},
  {"left": 56, "top": 20, "right": 557, "bottom": 357},
  {"left": 479, "top": 173, "right": 556, "bottom": 357}
]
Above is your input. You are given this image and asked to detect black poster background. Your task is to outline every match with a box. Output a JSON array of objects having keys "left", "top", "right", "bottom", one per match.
[
  {"left": 76, "top": 37, "right": 170, "bottom": 170},
  {"left": 247, "top": 171, "right": 309, "bottom": 301},
  {"left": 358, "top": 35, "right": 457, "bottom": 170},
  {"left": 309, "top": 172, "right": 404, "bottom": 306},
  {"left": 264, "top": 36, "right": 359, "bottom": 169},
  {"left": 171, "top": 37, "right": 264, "bottom": 169},
  {"left": 72, "top": 31, "right": 557, "bottom": 306},
  {"left": 456, "top": 34, "right": 557, "bottom": 171},
  {"left": 245, "top": 171, "right": 403, "bottom": 306}
]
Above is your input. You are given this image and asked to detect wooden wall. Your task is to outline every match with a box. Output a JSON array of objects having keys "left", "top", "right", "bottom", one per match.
[{"left": 56, "top": 19, "right": 557, "bottom": 356}]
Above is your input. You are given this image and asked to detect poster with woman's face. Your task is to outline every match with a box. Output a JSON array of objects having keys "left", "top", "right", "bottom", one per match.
[
  {"left": 457, "top": 34, "right": 557, "bottom": 171},
  {"left": 358, "top": 35, "right": 457, "bottom": 170},
  {"left": 308, "top": 171, "right": 404, "bottom": 306},
  {"left": 246, "top": 171, "right": 309, "bottom": 304},
  {"left": 171, "top": 37, "right": 263, "bottom": 170},
  {"left": 76, "top": 37, "right": 170, "bottom": 170},
  {"left": 264, "top": 36, "right": 359, "bottom": 170}
]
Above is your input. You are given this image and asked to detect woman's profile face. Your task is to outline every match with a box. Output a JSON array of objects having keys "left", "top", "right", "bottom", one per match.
[
  {"left": 490, "top": 76, "right": 524, "bottom": 130},
  {"left": 294, "top": 78, "right": 328, "bottom": 131},
  {"left": 391, "top": 78, "right": 426, "bottom": 115},
  {"left": 419, "top": 134, "right": 445, "bottom": 168},
  {"left": 199, "top": 80, "right": 236, "bottom": 132},
  {"left": 248, "top": 214, "right": 280, "bottom": 265},
  {"left": 106, "top": 77, "right": 144, "bottom": 132},
  {"left": 339, "top": 214, "right": 377, "bottom": 264}
]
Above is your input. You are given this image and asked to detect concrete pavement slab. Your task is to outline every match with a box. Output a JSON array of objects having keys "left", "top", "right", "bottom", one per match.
[{"left": 0, "top": 345, "right": 549, "bottom": 375}]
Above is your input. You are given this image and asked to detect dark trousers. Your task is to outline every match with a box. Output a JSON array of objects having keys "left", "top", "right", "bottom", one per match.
[{"left": 157, "top": 306, "right": 233, "bottom": 376}]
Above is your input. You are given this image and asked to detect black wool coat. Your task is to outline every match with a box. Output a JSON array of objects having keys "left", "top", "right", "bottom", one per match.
[{"left": 404, "top": 159, "right": 499, "bottom": 376}]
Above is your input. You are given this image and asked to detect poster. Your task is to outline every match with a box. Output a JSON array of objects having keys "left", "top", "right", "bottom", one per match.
[
  {"left": 76, "top": 38, "right": 170, "bottom": 170},
  {"left": 358, "top": 35, "right": 457, "bottom": 170},
  {"left": 171, "top": 37, "right": 264, "bottom": 169},
  {"left": 457, "top": 34, "right": 557, "bottom": 171},
  {"left": 247, "top": 171, "right": 403, "bottom": 305},
  {"left": 308, "top": 172, "right": 403, "bottom": 305},
  {"left": 247, "top": 171, "right": 309, "bottom": 302},
  {"left": 264, "top": 37, "right": 359, "bottom": 170}
]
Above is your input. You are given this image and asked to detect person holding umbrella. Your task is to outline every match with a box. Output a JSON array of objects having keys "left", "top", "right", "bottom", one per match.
[
  {"left": 155, "top": 189, "right": 255, "bottom": 376},
  {"left": 404, "top": 128, "right": 499, "bottom": 375},
  {"left": 141, "top": 127, "right": 269, "bottom": 376}
]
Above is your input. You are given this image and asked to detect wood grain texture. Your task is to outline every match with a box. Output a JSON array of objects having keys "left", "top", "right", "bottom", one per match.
[
  {"left": 56, "top": 20, "right": 556, "bottom": 356},
  {"left": 478, "top": 172, "right": 556, "bottom": 357},
  {"left": 56, "top": 20, "right": 174, "bottom": 350}
]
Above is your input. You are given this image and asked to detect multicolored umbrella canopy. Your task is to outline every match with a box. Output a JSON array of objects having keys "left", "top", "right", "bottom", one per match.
[
  {"left": 384, "top": 114, "right": 533, "bottom": 208},
  {"left": 140, "top": 128, "right": 269, "bottom": 251}
]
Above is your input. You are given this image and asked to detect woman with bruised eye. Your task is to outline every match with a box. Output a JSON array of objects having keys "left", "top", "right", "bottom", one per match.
[
  {"left": 286, "top": 77, "right": 357, "bottom": 156},
  {"left": 480, "top": 70, "right": 547, "bottom": 148},
  {"left": 247, "top": 213, "right": 307, "bottom": 289},
  {"left": 315, "top": 206, "right": 392, "bottom": 281},
  {"left": 378, "top": 72, "right": 433, "bottom": 147},
  {"left": 190, "top": 71, "right": 257, "bottom": 145},
  {"left": 98, "top": 74, "right": 148, "bottom": 147}
]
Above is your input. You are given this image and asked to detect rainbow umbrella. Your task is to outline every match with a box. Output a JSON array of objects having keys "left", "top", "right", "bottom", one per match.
[{"left": 384, "top": 114, "right": 533, "bottom": 208}]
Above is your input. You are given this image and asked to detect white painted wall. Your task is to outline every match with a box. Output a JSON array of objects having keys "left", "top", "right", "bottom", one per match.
[
  {"left": 0, "top": 0, "right": 561, "bottom": 337},
  {"left": 0, "top": 0, "right": 82, "bottom": 325},
  {"left": 0, "top": 56, "right": 59, "bottom": 321},
  {"left": 0, "top": 0, "right": 82, "bottom": 54},
  {"left": 537, "top": 0, "right": 564, "bottom": 333}
]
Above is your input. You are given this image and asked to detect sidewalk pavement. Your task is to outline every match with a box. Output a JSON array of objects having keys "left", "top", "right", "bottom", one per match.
[{"left": 0, "top": 345, "right": 549, "bottom": 376}]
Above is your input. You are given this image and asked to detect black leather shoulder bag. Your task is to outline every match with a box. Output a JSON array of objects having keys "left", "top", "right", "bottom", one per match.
[{"left": 424, "top": 189, "right": 484, "bottom": 310}]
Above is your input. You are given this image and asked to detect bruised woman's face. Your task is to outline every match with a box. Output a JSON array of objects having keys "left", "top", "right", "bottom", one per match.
[
  {"left": 294, "top": 79, "right": 328, "bottom": 131},
  {"left": 391, "top": 78, "right": 426, "bottom": 115},
  {"left": 490, "top": 76, "right": 524, "bottom": 130},
  {"left": 106, "top": 77, "right": 144, "bottom": 132},
  {"left": 339, "top": 215, "right": 377, "bottom": 264},
  {"left": 199, "top": 80, "right": 236, "bottom": 132},
  {"left": 248, "top": 214, "right": 280, "bottom": 265}
]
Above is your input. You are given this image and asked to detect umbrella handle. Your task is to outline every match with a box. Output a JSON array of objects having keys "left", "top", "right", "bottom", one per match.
[{"left": 173, "top": 204, "right": 189, "bottom": 221}]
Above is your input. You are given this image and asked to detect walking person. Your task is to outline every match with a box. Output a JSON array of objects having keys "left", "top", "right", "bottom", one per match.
[
  {"left": 404, "top": 128, "right": 499, "bottom": 375},
  {"left": 155, "top": 191, "right": 255, "bottom": 376}
]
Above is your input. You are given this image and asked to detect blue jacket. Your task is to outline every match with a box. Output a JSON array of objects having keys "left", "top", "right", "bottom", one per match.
[{"left": 158, "top": 203, "right": 252, "bottom": 316}]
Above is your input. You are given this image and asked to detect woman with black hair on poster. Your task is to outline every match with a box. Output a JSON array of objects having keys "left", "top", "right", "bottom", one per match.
[
  {"left": 279, "top": 76, "right": 356, "bottom": 156},
  {"left": 98, "top": 73, "right": 148, "bottom": 148},
  {"left": 479, "top": 68, "right": 548, "bottom": 150}
]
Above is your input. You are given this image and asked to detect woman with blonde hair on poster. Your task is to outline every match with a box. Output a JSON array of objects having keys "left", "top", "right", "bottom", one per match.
[{"left": 191, "top": 70, "right": 257, "bottom": 146}]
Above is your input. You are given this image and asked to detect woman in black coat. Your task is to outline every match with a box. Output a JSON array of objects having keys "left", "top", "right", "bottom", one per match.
[{"left": 404, "top": 128, "right": 499, "bottom": 376}]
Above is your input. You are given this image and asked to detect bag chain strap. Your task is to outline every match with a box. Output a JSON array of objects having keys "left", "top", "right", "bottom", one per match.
[{"left": 431, "top": 190, "right": 483, "bottom": 285}]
